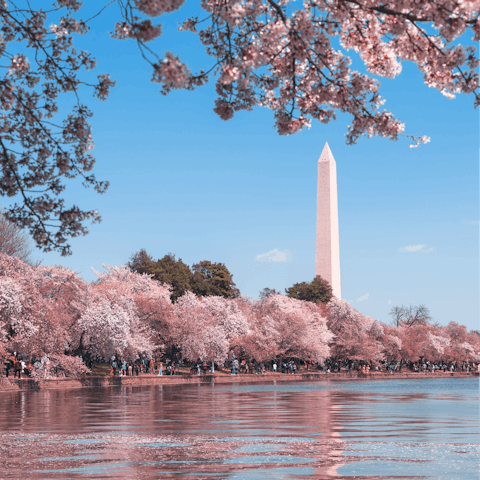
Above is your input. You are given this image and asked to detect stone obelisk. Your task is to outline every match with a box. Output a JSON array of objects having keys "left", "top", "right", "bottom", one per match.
[{"left": 316, "top": 142, "right": 341, "bottom": 298}]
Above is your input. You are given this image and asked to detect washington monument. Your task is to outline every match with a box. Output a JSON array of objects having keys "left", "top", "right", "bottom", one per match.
[{"left": 316, "top": 142, "right": 341, "bottom": 298}]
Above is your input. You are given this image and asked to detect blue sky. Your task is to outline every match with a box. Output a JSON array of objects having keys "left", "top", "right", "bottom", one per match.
[{"left": 30, "top": 4, "right": 478, "bottom": 330}]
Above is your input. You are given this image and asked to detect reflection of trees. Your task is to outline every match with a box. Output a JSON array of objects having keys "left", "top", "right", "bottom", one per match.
[{"left": 0, "top": 382, "right": 351, "bottom": 478}]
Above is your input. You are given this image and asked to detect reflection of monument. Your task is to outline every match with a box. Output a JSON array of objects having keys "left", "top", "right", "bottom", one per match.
[{"left": 316, "top": 142, "right": 341, "bottom": 298}]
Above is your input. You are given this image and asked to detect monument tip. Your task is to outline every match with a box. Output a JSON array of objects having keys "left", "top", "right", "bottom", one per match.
[{"left": 318, "top": 142, "right": 335, "bottom": 163}]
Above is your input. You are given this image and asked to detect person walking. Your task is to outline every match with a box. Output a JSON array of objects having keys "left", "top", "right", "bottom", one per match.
[
  {"left": 158, "top": 361, "right": 163, "bottom": 376},
  {"left": 273, "top": 362, "right": 277, "bottom": 374}
]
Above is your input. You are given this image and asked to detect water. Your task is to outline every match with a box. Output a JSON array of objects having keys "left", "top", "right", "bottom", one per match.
[{"left": 0, "top": 377, "right": 478, "bottom": 479}]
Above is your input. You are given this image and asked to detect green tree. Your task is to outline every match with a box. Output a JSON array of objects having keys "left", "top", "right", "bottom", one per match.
[
  {"left": 129, "top": 252, "right": 193, "bottom": 302},
  {"left": 285, "top": 276, "right": 332, "bottom": 304},
  {"left": 127, "top": 248, "right": 154, "bottom": 274},
  {"left": 191, "top": 261, "right": 239, "bottom": 298}
]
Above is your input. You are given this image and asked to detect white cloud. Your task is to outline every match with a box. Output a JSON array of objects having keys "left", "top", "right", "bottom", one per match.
[
  {"left": 254, "top": 248, "right": 291, "bottom": 263},
  {"left": 398, "top": 244, "right": 425, "bottom": 252},
  {"left": 357, "top": 293, "right": 369, "bottom": 302},
  {"left": 398, "top": 244, "right": 434, "bottom": 253},
  {"left": 388, "top": 300, "right": 392, "bottom": 305}
]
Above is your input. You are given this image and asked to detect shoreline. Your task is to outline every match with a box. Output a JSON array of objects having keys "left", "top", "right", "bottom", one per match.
[{"left": 0, "top": 370, "right": 477, "bottom": 392}]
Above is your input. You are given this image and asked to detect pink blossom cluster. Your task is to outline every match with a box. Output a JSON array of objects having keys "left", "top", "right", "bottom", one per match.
[
  {"left": 152, "top": 52, "right": 190, "bottom": 91},
  {"left": 118, "top": 0, "right": 478, "bottom": 145},
  {"left": 0, "top": 2, "right": 112, "bottom": 256},
  {"left": 8, "top": 55, "right": 30, "bottom": 77}
]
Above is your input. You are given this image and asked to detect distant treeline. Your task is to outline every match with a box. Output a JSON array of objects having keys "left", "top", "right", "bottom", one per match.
[{"left": 0, "top": 251, "right": 478, "bottom": 380}]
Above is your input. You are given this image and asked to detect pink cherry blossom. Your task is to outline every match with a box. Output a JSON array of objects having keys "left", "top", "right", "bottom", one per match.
[{"left": 1, "top": 1, "right": 478, "bottom": 254}]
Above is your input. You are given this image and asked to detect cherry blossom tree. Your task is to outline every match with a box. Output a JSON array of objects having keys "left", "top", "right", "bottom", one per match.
[
  {"left": 441, "top": 321, "right": 479, "bottom": 362},
  {"left": 0, "top": 253, "right": 89, "bottom": 377},
  {"left": 172, "top": 291, "right": 230, "bottom": 363},
  {"left": 381, "top": 325, "right": 403, "bottom": 361},
  {"left": 327, "top": 297, "right": 384, "bottom": 361},
  {"left": 201, "top": 295, "right": 250, "bottom": 339},
  {"left": 0, "top": 1, "right": 113, "bottom": 256},
  {"left": 77, "top": 265, "right": 173, "bottom": 361},
  {"left": 241, "top": 294, "right": 333, "bottom": 362},
  {"left": 34, "top": 264, "right": 88, "bottom": 349},
  {"left": 1, "top": 1, "right": 478, "bottom": 253},
  {"left": 116, "top": 0, "right": 478, "bottom": 143}
]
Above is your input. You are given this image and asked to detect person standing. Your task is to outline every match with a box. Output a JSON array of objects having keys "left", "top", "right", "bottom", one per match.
[
  {"left": 14, "top": 357, "right": 22, "bottom": 379},
  {"left": 273, "top": 362, "right": 277, "bottom": 374},
  {"left": 158, "top": 361, "right": 163, "bottom": 376},
  {"left": 149, "top": 358, "right": 154, "bottom": 374}
]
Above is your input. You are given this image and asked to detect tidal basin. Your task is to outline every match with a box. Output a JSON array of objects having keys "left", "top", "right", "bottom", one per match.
[{"left": 0, "top": 377, "right": 478, "bottom": 479}]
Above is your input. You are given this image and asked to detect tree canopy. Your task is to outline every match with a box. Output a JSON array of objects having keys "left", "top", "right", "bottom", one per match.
[
  {"left": 126, "top": 248, "right": 154, "bottom": 275},
  {"left": 388, "top": 304, "right": 432, "bottom": 327},
  {"left": 285, "top": 275, "right": 333, "bottom": 304},
  {"left": 128, "top": 251, "right": 239, "bottom": 301},
  {"left": 130, "top": 252, "right": 193, "bottom": 302},
  {"left": 191, "top": 260, "right": 240, "bottom": 299},
  {"left": 0, "top": 1, "right": 478, "bottom": 254}
]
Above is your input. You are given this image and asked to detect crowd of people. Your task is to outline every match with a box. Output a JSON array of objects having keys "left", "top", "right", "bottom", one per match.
[
  {"left": 101, "top": 356, "right": 480, "bottom": 377},
  {"left": 2, "top": 352, "right": 94, "bottom": 379},
  {"left": 319, "top": 358, "right": 478, "bottom": 374},
  {"left": 108, "top": 356, "right": 182, "bottom": 376},
  {"left": 3, "top": 352, "right": 479, "bottom": 380}
]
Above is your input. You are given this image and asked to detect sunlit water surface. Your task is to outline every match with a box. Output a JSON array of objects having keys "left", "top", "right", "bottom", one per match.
[{"left": 0, "top": 377, "right": 478, "bottom": 479}]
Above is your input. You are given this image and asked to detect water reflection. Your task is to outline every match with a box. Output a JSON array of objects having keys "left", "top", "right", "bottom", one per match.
[{"left": 0, "top": 378, "right": 477, "bottom": 479}]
